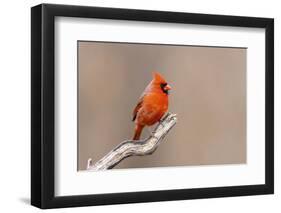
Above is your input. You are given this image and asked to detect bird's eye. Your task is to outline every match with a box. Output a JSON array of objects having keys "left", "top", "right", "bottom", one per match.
[
  {"left": 160, "top": 83, "right": 169, "bottom": 94},
  {"left": 160, "top": 83, "right": 167, "bottom": 89}
]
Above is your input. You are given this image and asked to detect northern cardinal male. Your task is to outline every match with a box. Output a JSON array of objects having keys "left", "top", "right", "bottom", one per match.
[{"left": 132, "top": 72, "right": 171, "bottom": 140}]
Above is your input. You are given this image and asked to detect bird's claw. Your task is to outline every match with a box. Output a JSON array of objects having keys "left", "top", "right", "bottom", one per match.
[
  {"left": 158, "top": 120, "right": 165, "bottom": 128},
  {"left": 149, "top": 130, "right": 156, "bottom": 137},
  {"left": 150, "top": 135, "right": 159, "bottom": 140}
]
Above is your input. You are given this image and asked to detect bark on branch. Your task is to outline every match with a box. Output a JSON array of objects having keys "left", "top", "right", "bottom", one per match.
[{"left": 86, "top": 113, "right": 177, "bottom": 171}]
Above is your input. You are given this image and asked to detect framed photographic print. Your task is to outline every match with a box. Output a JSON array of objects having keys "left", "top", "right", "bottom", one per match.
[{"left": 31, "top": 3, "right": 274, "bottom": 209}]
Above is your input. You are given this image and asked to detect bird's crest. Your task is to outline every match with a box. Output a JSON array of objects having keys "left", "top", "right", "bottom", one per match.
[{"left": 153, "top": 72, "right": 166, "bottom": 83}]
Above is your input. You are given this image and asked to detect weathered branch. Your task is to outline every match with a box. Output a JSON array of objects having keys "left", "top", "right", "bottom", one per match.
[{"left": 86, "top": 112, "right": 177, "bottom": 171}]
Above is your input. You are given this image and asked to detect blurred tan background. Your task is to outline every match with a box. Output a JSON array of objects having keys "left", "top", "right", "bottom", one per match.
[{"left": 78, "top": 41, "right": 246, "bottom": 171}]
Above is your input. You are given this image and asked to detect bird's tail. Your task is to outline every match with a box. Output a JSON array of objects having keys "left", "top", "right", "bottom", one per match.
[{"left": 133, "top": 125, "right": 144, "bottom": 140}]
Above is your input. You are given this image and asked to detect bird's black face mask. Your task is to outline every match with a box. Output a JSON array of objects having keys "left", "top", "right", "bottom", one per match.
[{"left": 160, "top": 83, "right": 169, "bottom": 95}]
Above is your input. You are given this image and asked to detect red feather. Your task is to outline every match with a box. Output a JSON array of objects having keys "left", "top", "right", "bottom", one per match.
[{"left": 132, "top": 72, "right": 171, "bottom": 140}]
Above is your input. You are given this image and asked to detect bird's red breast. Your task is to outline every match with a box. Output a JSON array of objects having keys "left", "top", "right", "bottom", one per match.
[{"left": 132, "top": 72, "right": 171, "bottom": 140}]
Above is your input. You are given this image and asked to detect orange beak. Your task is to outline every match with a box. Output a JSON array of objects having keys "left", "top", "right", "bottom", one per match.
[{"left": 164, "top": 84, "right": 172, "bottom": 91}]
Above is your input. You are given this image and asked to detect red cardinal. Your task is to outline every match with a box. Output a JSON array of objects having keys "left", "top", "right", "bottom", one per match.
[{"left": 132, "top": 72, "right": 171, "bottom": 140}]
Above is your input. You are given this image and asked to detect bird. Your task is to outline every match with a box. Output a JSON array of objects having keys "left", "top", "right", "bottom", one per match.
[{"left": 132, "top": 72, "right": 171, "bottom": 140}]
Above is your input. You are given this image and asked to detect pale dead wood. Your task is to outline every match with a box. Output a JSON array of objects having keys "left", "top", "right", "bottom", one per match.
[{"left": 86, "top": 113, "right": 177, "bottom": 171}]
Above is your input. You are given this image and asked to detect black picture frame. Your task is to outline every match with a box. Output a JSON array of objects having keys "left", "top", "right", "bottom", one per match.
[{"left": 31, "top": 3, "right": 274, "bottom": 209}]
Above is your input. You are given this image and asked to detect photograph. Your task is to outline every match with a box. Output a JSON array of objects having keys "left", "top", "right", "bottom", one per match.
[{"left": 78, "top": 41, "right": 247, "bottom": 171}]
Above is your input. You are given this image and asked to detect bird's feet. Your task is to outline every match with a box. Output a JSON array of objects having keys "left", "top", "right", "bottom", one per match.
[
  {"left": 146, "top": 126, "right": 156, "bottom": 137},
  {"left": 158, "top": 119, "right": 165, "bottom": 128},
  {"left": 148, "top": 128, "right": 159, "bottom": 140}
]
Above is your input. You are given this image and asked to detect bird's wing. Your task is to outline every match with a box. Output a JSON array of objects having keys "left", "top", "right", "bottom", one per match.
[{"left": 132, "top": 95, "right": 145, "bottom": 121}]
